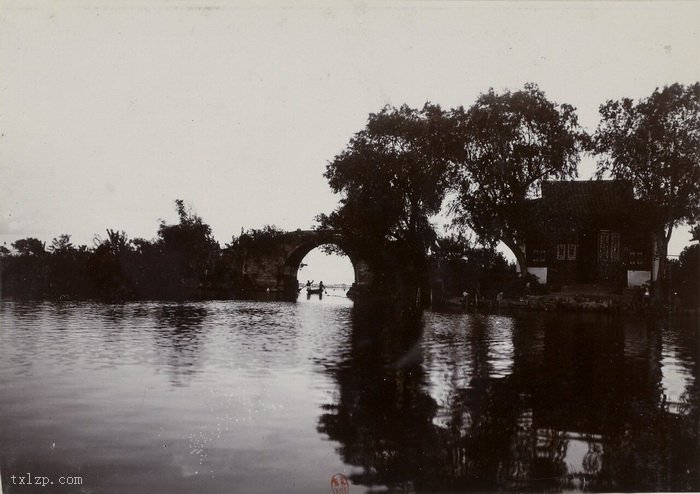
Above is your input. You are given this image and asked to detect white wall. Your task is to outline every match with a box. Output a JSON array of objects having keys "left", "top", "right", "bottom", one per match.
[
  {"left": 627, "top": 270, "right": 651, "bottom": 287},
  {"left": 527, "top": 267, "right": 547, "bottom": 284}
]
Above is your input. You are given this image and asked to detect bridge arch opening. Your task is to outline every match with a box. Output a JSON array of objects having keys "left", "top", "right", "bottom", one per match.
[
  {"left": 295, "top": 245, "right": 355, "bottom": 289},
  {"left": 282, "top": 242, "right": 357, "bottom": 290},
  {"left": 270, "top": 230, "right": 374, "bottom": 298},
  {"left": 281, "top": 236, "right": 374, "bottom": 295}
]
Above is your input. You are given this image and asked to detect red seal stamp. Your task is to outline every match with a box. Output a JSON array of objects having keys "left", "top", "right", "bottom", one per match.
[{"left": 330, "top": 473, "right": 349, "bottom": 494}]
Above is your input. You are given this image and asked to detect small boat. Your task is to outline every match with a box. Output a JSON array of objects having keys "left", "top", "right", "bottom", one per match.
[{"left": 306, "top": 287, "right": 324, "bottom": 295}]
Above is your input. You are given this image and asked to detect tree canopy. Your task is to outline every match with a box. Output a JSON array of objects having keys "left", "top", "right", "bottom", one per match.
[
  {"left": 157, "top": 199, "right": 219, "bottom": 254},
  {"left": 12, "top": 237, "right": 46, "bottom": 256},
  {"left": 591, "top": 83, "right": 699, "bottom": 291},
  {"left": 448, "top": 83, "right": 587, "bottom": 273},
  {"left": 318, "top": 103, "right": 453, "bottom": 285},
  {"left": 49, "top": 234, "right": 74, "bottom": 254},
  {"left": 156, "top": 199, "right": 220, "bottom": 285},
  {"left": 591, "top": 83, "right": 700, "bottom": 243}
]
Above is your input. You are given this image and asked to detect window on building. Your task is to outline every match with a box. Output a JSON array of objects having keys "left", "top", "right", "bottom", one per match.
[
  {"left": 629, "top": 251, "right": 644, "bottom": 266},
  {"left": 610, "top": 232, "right": 620, "bottom": 261},
  {"left": 598, "top": 230, "right": 620, "bottom": 262},
  {"left": 599, "top": 231, "right": 609, "bottom": 261},
  {"left": 556, "top": 244, "right": 566, "bottom": 260},
  {"left": 557, "top": 243, "right": 577, "bottom": 261},
  {"left": 532, "top": 249, "right": 546, "bottom": 264}
]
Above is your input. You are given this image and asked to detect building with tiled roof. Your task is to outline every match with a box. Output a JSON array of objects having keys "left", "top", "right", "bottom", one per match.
[{"left": 525, "top": 180, "right": 655, "bottom": 289}]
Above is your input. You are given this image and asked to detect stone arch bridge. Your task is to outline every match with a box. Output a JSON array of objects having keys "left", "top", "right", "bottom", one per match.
[{"left": 240, "top": 229, "right": 373, "bottom": 295}]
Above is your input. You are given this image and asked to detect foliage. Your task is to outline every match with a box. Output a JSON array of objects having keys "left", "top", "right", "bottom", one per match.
[
  {"left": 12, "top": 237, "right": 46, "bottom": 256},
  {"left": 1, "top": 201, "right": 230, "bottom": 301},
  {"left": 669, "top": 243, "right": 699, "bottom": 307},
  {"left": 318, "top": 103, "right": 453, "bottom": 286},
  {"left": 6, "top": 236, "right": 90, "bottom": 298},
  {"left": 94, "top": 229, "right": 132, "bottom": 256},
  {"left": 431, "top": 231, "right": 474, "bottom": 261},
  {"left": 155, "top": 199, "right": 220, "bottom": 293},
  {"left": 228, "top": 225, "right": 286, "bottom": 257},
  {"left": 591, "top": 83, "right": 700, "bottom": 240},
  {"left": 224, "top": 225, "right": 287, "bottom": 286},
  {"left": 591, "top": 83, "right": 699, "bottom": 296},
  {"left": 692, "top": 224, "right": 700, "bottom": 242},
  {"left": 158, "top": 199, "right": 219, "bottom": 256},
  {"left": 89, "top": 229, "right": 135, "bottom": 299},
  {"left": 448, "top": 83, "right": 587, "bottom": 273},
  {"left": 49, "top": 234, "right": 74, "bottom": 253},
  {"left": 430, "top": 232, "right": 516, "bottom": 299}
]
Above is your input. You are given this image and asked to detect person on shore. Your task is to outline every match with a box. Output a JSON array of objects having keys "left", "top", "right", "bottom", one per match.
[{"left": 642, "top": 285, "right": 650, "bottom": 309}]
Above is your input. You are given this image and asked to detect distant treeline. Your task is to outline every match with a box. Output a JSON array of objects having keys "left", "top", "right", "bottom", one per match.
[
  {"left": 0, "top": 200, "right": 276, "bottom": 301},
  {"left": 668, "top": 244, "right": 700, "bottom": 308},
  {"left": 0, "top": 200, "right": 519, "bottom": 302}
]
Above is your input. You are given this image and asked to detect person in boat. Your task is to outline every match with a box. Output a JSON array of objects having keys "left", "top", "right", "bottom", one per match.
[
  {"left": 319, "top": 281, "right": 325, "bottom": 292},
  {"left": 306, "top": 280, "right": 314, "bottom": 288}
]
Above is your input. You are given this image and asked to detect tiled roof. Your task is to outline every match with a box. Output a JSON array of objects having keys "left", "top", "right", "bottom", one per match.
[{"left": 539, "top": 180, "right": 635, "bottom": 215}]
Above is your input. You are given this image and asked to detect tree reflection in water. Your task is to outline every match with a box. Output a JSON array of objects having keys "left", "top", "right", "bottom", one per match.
[
  {"left": 318, "top": 309, "right": 699, "bottom": 492},
  {"left": 154, "top": 304, "right": 208, "bottom": 387},
  {"left": 317, "top": 305, "right": 437, "bottom": 489}
]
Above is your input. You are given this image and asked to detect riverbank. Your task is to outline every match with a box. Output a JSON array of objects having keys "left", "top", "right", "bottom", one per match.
[
  {"left": 502, "top": 294, "right": 627, "bottom": 313},
  {"left": 438, "top": 291, "right": 697, "bottom": 315}
]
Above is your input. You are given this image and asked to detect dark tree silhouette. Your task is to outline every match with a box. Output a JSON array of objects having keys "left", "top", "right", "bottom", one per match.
[
  {"left": 48, "top": 234, "right": 74, "bottom": 253},
  {"left": 12, "top": 237, "right": 46, "bottom": 256},
  {"left": 156, "top": 199, "right": 220, "bottom": 296},
  {"left": 669, "top": 242, "right": 699, "bottom": 307},
  {"left": 1, "top": 201, "right": 236, "bottom": 300},
  {"left": 89, "top": 229, "right": 135, "bottom": 299},
  {"left": 591, "top": 83, "right": 700, "bottom": 290},
  {"left": 318, "top": 104, "right": 453, "bottom": 292},
  {"left": 448, "top": 84, "right": 587, "bottom": 274},
  {"left": 430, "top": 232, "right": 515, "bottom": 301}
]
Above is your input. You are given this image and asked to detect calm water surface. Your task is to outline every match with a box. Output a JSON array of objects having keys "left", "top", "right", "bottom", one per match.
[{"left": 0, "top": 295, "right": 698, "bottom": 493}]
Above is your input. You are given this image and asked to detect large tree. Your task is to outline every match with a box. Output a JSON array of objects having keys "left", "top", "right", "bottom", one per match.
[
  {"left": 89, "top": 229, "right": 135, "bottom": 299},
  {"left": 591, "top": 83, "right": 700, "bottom": 286},
  {"left": 157, "top": 199, "right": 220, "bottom": 286},
  {"left": 448, "top": 84, "right": 586, "bottom": 274},
  {"left": 318, "top": 103, "right": 453, "bottom": 288}
]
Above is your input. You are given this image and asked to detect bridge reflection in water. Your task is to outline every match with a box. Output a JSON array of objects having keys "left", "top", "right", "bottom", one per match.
[{"left": 318, "top": 309, "right": 699, "bottom": 492}]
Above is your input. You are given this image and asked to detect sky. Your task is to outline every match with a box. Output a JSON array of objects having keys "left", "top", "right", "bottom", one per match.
[{"left": 1, "top": 0, "right": 699, "bottom": 281}]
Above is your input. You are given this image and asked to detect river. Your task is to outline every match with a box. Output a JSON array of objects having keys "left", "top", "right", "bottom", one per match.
[{"left": 0, "top": 296, "right": 698, "bottom": 493}]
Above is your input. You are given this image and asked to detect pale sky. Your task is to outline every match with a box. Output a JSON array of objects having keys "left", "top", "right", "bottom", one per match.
[{"left": 1, "top": 0, "right": 699, "bottom": 275}]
